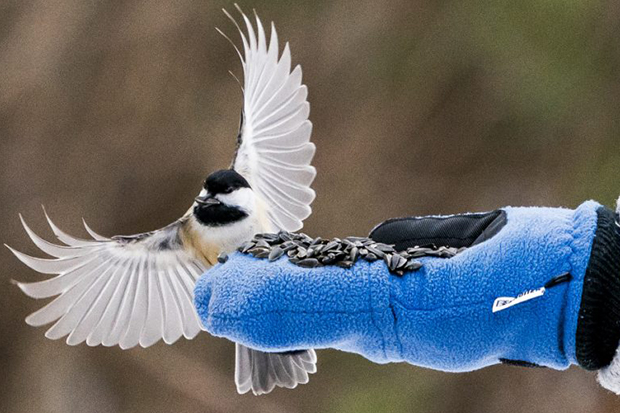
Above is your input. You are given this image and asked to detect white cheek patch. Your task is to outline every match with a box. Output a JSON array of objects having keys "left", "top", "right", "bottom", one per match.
[{"left": 217, "top": 187, "right": 256, "bottom": 213}]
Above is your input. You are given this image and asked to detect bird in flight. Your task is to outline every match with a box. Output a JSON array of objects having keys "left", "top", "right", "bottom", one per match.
[{"left": 8, "top": 6, "right": 318, "bottom": 396}]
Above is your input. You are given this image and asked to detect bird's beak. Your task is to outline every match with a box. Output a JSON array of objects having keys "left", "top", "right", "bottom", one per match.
[{"left": 195, "top": 195, "right": 221, "bottom": 206}]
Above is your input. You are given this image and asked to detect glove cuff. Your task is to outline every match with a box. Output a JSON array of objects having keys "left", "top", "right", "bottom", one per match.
[
  {"left": 573, "top": 204, "right": 620, "bottom": 392},
  {"left": 576, "top": 206, "right": 620, "bottom": 370}
]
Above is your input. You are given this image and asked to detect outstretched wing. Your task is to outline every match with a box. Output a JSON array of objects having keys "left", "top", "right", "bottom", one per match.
[
  {"left": 236, "top": 345, "right": 317, "bottom": 395},
  {"left": 223, "top": 8, "right": 316, "bottom": 232},
  {"left": 8, "top": 211, "right": 207, "bottom": 349}
]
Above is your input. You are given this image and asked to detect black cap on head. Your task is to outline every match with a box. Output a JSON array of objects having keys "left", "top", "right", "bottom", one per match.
[{"left": 204, "top": 169, "right": 251, "bottom": 195}]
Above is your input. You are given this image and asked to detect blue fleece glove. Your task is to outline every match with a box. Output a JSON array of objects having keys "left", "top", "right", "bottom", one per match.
[{"left": 194, "top": 200, "right": 620, "bottom": 377}]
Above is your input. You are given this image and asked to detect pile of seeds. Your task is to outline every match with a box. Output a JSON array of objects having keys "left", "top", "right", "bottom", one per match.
[{"left": 218, "top": 231, "right": 465, "bottom": 276}]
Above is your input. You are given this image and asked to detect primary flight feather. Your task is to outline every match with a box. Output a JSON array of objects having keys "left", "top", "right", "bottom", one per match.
[{"left": 8, "top": 7, "right": 317, "bottom": 396}]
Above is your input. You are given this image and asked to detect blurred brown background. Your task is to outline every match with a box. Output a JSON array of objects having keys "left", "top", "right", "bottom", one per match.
[{"left": 2, "top": 0, "right": 620, "bottom": 412}]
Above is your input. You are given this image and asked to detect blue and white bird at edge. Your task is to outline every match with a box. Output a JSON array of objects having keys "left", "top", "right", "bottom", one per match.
[{"left": 7, "top": 6, "right": 318, "bottom": 396}]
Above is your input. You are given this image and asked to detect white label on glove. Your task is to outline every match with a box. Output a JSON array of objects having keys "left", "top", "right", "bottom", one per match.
[{"left": 492, "top": 287, "right": 546, "bottom": 313}]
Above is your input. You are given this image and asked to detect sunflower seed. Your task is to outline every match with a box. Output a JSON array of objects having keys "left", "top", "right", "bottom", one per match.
[
  {"left": 367, "top": 246, "right": 385, "bottom": 258},
  {"left": 395, "top": 255, "right": 407, "bottom": 269},
  {"left": 377, "top": 244, "right": 395, "bottom": 253},
  {"left": 404, "top": 260, "right": 423, "bottom": 271},
  {"left": 298, "top": 258, "right": 320, "bottom": 268},
  {"left": 336, "top": 260, "right": 354, "bottom": 269},
  {"left": 281, "top": 241, "right": 297, "bottom": 252},
  {"left": 248, "top": 247, "right": 269, "bottom": 256},
  {"left": 331, "top": 250, "right": 346, "bottom": 259},
  {"left": 258, "top": 233, "right": 278, "bottom": 242},
  {"left": 268, "top": 247, "right": 285, "bottom": 262},
  {"left": 217, "top": 252, "right": 229, "bottom": 264},
  {"left": 255, "top": 239, "right": 270, "bottom": 249},
  {"left": 321, "top": 254, "right": 336, "bottom": 264},
  {"left": 321, "top": 241, "right": 339, "bottom": 253},
  {"left": 349, "top": 246, "right": 358, "bottom": 261},
  {"left": 238, "top": 231, "right": 465, "bottom": 275},
  {"left": 389, "top": 254, "right": 402, "bottom": 271},
  {"left": 384, "top": 253, "right": 393, "bottom": 267},
  {"left": 308, "top": 246, "right": 322, "bottom": 257},
  {"left": 241, "top": 241, "right": 255, "bottom": 253}
]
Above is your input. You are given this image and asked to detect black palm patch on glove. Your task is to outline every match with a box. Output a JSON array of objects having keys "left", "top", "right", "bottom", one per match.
[{"left": 369, "top": 210, "right": 507, "bottom": 250}]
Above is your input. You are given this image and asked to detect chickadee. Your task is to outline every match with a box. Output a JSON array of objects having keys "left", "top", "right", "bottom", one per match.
[{"left": 8, "top": 7, "right": 317, "bottom": 396}]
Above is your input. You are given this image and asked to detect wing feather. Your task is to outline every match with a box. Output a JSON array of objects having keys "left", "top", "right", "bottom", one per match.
[
  {"left": 87, "top": 261, "right": 133, "bottom": 346},
  {"left": 66, "top": 260, "right": 125, "bottom": 345},
  {"left": 46, "top": 259, "right": 120, "bottom": 341},
  {"left": 119, "top": 256, "right": 148, "bottom": 349},
  {"left": 26, "top": 259, "right": 107, "bottom": 327},
  {"left": 43, "top": 207, "right": 96, "bottom": 247},
  {"left": 225, "top": 10, "right": 316, "bottom": 232},
  {"left": 10, "top": 213, "right": 208, "bottom": 349},
  {"left": 160, "top": 267, "right": 184, "bottom": 344},
  {"left": 235, "top": 344, "right": 317, "bottom": 395},
  {"left": 104, "top": 259, "right": 140, "bottom": 346},
  {"left": 19, "top": 214, "right": 92, "bottom": 258},
  {"left": 82, "top": 218, "right": 110, "bottom": 241},
  {"left": 7, "top": 247, "right": 92, "bottom": 275},
  {"left": 140, "top": 258, "right": 164, "bottom": 348},
  {"left": 170, "top": 263, "right": 202, "bottom": 339}
]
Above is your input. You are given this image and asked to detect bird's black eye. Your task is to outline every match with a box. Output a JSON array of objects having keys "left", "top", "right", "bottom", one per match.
[{"left": 222, "top": 188, "right": 233, "bottom": 194}]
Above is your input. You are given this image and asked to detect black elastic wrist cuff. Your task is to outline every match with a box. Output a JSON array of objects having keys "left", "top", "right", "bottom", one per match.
[{"left": 575, "top": 206, "right": 620, "bottom": 370}]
